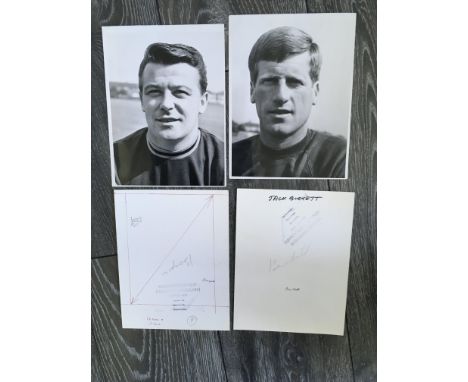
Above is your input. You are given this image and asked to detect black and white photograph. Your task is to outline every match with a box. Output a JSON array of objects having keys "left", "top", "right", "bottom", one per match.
[
  {"left": 229, "top": 14, "right": 356, "bottom": 179},
  {"left": 102, "top": 25, "right": 226, "bottom": 186}
]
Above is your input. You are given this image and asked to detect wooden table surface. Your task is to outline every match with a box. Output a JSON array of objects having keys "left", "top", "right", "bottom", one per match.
[{"left": 91, "top": 0, "right": 376, "bottom": 380}]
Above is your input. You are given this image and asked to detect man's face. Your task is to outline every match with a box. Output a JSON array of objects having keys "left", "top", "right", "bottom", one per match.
[
  {"left": 250, "top": 52, "right": 319, "bottom": 141},
  {"left": 140, "top": 62, "right": 208, "bottom": 143}
]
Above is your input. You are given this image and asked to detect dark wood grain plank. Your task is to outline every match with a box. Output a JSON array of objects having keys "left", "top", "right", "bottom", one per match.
[
  {"left": 92, "top": 0, "right": 160, "bottom": 33},
  {"left": 226, "top": 0, "right": 308, "bottom": 15},
  {"left": 157, "top": 0, "right": 229, "bottom": 24},
  {"left": 92, "top": 326, "right": 105, "bottom": 382},
  {"left": 305, "top": 1, "right": 377, "bottom": 380},
  {"left": 91, "top": 30, "right": 117, "bottom": 259},
  {"left": 219, "top": 330, "right": 353, "bottom": 381},
  {"left": 157, "top": 0, "right": 307, "bottom": 25},
  {"left": 92, "top": 255, "right": 228, "bottom": 381}
]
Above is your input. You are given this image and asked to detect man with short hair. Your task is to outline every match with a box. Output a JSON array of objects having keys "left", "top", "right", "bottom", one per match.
[
  {"left": 232, "top": 26, "right": 347, "bottom": 178},
  {"left": 114, "top": 43, "right": 225, "bottom": 185}
]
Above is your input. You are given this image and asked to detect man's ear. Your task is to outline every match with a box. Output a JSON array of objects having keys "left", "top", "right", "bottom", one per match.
[
  {"left": 198, "top": 91, "right": 208, "bottom": 114},
  {"left": 312, "top": 81, "right": 320, "bottom": 105},
  {"left": 250, "top": 81, "right": 256, "bottom": 103}
]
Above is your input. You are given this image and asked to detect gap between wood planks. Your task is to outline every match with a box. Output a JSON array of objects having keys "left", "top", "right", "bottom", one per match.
[{"left": 92, "top": 253, "right": 117, "bottom": 260}]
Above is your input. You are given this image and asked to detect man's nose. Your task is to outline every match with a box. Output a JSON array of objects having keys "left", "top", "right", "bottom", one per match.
[
  {"left": 160, "top": 91, "right": 175, "bottom": 111},
  {"left": 273, "top": 81, "right": 289, "bottom": 104}
]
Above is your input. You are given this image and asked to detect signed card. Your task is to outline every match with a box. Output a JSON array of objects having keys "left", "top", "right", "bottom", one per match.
[
  {"left": 234, "top": 189, "right": 355, "bottom": 335},
  {"left": 114, "top": 190, "right": 230, "bottom": 330}
]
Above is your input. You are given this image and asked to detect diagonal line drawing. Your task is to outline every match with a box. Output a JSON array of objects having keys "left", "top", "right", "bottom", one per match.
[{"left": 130, "top": 195, "right": 214, "bottom": 303}]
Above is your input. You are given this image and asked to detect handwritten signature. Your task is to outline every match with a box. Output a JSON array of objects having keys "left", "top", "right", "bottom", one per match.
[
  {"left": 162, "top": 254, "right": 193, "bottom": 276},
  {"left": 269, "top": 243, "right": 312, "bottom": 272}
]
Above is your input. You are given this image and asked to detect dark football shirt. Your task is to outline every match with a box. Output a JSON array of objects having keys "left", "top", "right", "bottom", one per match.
[
  {"left": 114, "top": 127, "right": 225, "bottom": 186},
  {"left": 232, "top": 129, "right": 347, "bottom": 178}
]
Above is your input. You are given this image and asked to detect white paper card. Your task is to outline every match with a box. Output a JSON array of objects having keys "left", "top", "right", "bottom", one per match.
[
  {"left": 114, "top": 190, "right": 230, "bottom": 330},
  {"left": 234, "top": 189, "right": 355, "bottom": 335}
]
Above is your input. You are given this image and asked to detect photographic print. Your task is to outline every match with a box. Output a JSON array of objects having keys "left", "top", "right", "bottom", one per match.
[
  {"left": 229, "top": 14, "right": 356, "bottom": 179},
  {"left": 102, "top": 25, "right": 226, "bottom": 186}
]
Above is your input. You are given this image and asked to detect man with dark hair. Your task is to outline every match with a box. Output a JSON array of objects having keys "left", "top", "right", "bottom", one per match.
[
  {"left": 232, "top": 26, "right": 347, "bottom": 178},
  {"left": 114, "top": 43, "right": 224, "bottom": 185}
]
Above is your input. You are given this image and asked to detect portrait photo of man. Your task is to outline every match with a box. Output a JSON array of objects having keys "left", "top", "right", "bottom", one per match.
[
  {"left": 229, "top": 14, "right": 356, "bottom": 179},
  {"left": 102, "top": 25, "right": 226, "bottom": 186}
]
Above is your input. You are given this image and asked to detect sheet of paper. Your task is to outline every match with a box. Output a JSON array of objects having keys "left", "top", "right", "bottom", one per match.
[
  {"left": 114, "top": 190, "right": 230, "bottom": 330},
  {"left": 234, "top": 189, "right": 355, "bottom": 335}
]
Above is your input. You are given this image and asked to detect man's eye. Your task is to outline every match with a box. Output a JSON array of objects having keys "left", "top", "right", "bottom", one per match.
[
  {"left": 261, "top": 78, "right": 276, "bottom": 85},
  {"left": 146, "top": 89, "right": 162, "bottom": 96},
  {"left": 287, "top": 78, "right": 303, "bottom": 87},
  {"left": 173, "top": 90, "right": 190, "bottom": 97}
]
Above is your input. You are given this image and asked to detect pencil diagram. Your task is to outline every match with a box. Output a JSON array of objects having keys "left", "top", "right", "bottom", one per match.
[{"left": 114, "top": 190, "right": 230, "bottom": 329}]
